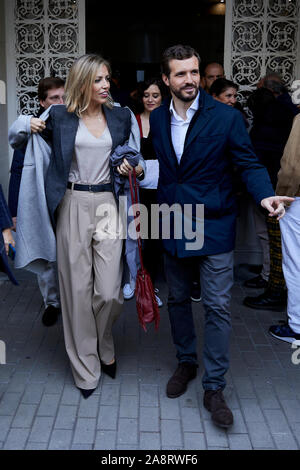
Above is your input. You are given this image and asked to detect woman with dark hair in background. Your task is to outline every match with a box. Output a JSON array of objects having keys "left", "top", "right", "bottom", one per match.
[
  {"left": 123, "top": 77, "right": 167, "bottom": 306},
  {"left": 210, "top": 77, "right": 238, "bottom": 107}
]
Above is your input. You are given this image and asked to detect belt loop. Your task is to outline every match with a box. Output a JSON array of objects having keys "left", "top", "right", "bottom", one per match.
[{"left": 71, "top": 182, "right": 74, "bottom": 193}]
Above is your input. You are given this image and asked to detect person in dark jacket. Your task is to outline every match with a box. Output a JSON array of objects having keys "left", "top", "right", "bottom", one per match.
[
  {"left": 0, "top": 184, "right": 18, "bottom": 285},
  {"left": 150, "top": 44, "right": 293, "bottom": 429},
  {"left": 243, "top": 85, "right": 298, "bottom": 310}
]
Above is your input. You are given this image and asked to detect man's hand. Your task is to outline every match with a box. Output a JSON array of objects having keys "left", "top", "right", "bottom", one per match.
[
  {"left": 2, "top": 228, "right": 15, "bottom": 255},
  {"left": 261, "top": 195, "right": 295, "bottom": 220},
  {"left": 30, "top": 117, "right": 46, "bottom": 134}
]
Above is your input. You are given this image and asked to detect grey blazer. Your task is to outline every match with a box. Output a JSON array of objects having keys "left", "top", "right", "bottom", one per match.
[{"left": 43, "top": 104, "right": 141, "bottom": 227}]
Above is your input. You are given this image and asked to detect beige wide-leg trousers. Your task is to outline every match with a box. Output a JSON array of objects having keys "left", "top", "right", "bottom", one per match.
[{"left": 56, "top": 188, "right": 124, "bottom": 390}]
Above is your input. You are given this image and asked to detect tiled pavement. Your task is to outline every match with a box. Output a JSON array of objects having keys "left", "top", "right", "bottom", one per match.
[{"left": 0, "top": 264, "right": 300, "bottom": 451}]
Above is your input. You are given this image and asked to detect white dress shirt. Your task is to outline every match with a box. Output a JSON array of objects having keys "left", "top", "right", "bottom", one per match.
[{"left": 170, "top": 92, "right": 200, "bottom": 164}]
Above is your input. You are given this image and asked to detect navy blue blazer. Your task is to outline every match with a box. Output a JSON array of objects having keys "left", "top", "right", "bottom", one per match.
[
  {"left": 8, "top": 146, "right": 26, "bottom": 218},
  {"left": 42, "top": 104, "right": 132, "bottom": 227},
  {"left": 0, "top": 184, "right": 18, "bottom": 284},
  {"left": 150, "top": 89, "right": 275, "bottom": 258}
]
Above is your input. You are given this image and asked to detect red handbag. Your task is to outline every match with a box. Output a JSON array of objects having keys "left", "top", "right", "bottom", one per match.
[{"left": 128, "top": 168, "right": 160, "bottom": 332}]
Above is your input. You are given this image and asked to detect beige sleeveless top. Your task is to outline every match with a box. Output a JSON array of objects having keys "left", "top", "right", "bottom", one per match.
[{"left": 68, "top": 119, "right": 112, "bottom": 184}]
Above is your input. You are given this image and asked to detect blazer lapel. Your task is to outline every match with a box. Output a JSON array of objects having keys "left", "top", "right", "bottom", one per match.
[
  {"left": 182, "top": 92, "right": 216, "bottom": 157},
  {"left": 60, "top": 111, "right": 79, "bottom": 170},
  {"left": 103, "top": 105, "right": 121, "bottom": 151},
  {"left": 160, "top": 102, "right": 179, "bottom": 169}
]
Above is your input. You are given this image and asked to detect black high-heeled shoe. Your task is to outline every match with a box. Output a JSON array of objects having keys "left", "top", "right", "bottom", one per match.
[
  {"left": 78, "top": 388, "right": 96, "bottom": 399},
  {"left": 101, "top": 360, "right": 117, "bottom": 379}
]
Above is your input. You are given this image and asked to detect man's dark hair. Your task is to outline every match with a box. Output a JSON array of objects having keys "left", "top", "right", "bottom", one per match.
[
  {"left": 264, "top": 78, "right": 287, "bottom": 96},
  {"left": 210, "top": 78, "right": 238, "bottom": 97},
  {"left": 161, "top": 44, "right": 201, "bottom": 77},
  {"left": 38, "top": 76, "right": 65, "bottom": 101},
  {"left": 247, "top": 87, "right": 275, "bottom": 119}
]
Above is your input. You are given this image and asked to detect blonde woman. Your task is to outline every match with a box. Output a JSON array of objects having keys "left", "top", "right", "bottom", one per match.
[{"left": 43, "top": 54, "right": 144, "bottom": 398}]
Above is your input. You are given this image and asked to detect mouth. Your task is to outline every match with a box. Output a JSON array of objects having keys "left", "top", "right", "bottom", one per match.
[{"left": 182, "top": 86, "right": 196, "bottom": 93}]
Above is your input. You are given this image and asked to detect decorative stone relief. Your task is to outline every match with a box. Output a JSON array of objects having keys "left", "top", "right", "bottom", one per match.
[
  {"left": 14, "top": 0, "right": 81, "bottom": 115},
  {"left": 229, "top": 0, "right": 300, "bottom": 106}
]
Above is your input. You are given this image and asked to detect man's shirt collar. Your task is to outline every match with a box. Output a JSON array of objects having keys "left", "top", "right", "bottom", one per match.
[{"left": 169, "top": 91, "right": 200, "bottom": 122}]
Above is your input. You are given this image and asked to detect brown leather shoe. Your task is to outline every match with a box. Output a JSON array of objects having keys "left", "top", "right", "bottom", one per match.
[
  {"left": 166, "top": 362, "right": 197, "bottom": 398},
  {"left": 203, "top": 389, "right": 233, "bottom": 428}
]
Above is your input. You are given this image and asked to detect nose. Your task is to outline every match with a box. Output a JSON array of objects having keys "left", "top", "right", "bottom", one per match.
[{"left": 58, "top": 96, "right": 64, "bottom": 104}]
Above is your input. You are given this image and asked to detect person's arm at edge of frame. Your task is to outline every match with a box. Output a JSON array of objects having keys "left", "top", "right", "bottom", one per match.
[{"left": 276, "top": 114, "right": 300, "bottom": 199}]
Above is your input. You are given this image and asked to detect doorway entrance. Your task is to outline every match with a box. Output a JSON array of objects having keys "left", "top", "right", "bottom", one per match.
[{"left": 85, "top": 3, "right": 226, "bottom": 93}]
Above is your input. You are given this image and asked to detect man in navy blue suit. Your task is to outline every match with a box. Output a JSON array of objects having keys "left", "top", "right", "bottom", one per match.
[{"left": 150, "top": 44, "right": 293, "bottom": 428}]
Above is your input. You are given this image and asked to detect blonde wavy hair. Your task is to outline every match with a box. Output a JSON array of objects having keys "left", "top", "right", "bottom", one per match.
[{"left": 64, "top": 54, "right": 114, "bottom": 116}]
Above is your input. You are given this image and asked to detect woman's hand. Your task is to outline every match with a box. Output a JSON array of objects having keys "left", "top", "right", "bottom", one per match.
[
  {"left": 117, "top": 158, "right": 143, "bottom": 178},
  {"left": 30, "top": 117, "right": 46, "bottom": 134},
  {"left": 2, "top": 228, "right": 15, "bottom": 256}
]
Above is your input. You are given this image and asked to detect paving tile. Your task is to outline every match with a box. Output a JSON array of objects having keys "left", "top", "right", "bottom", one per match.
[
  {"left": 26, "top": 442, "right": 48, "bottom": 450},
  {"left": 203, "top": 419, "right": 229, "bottom": 448},
  {"left": 119, "top": 394, "right": 138, "bottom": 419},
  {"left": 78, "top": 394, "right": 100, "bottom": 418},
  {"left": 3, "top": 428, "right": 30, "bottom": 450},
  {"left": 48, "top": 429, "right": 72, "bottom": 450},
  {"left": 280, "top": 399, "right": 300, "bottom": 423},
  {"left": 73, "top": 418, "right": 97, "bottom": 445},
  {"left": 37, "top": 393, "right": 60, "bottom": 417},
  {"left": 120, "top": 374, "right": 139, "bottom": 395},
  {"left": 54, "top": 405, "right": 78, "bottom": 430},
  {"left": 247, "top": 421, "right": 275, "bottom": 449},
  {"left": 29, "top": 416, "right": 55, "bottom": 443},
  {"left": 181, "top": 407, "right": 203, "bottom": 433},
  {"left": 228, "top": 434, "right": 252, "bottom": 450},
  {"left": 140, "top": 384, "right": 159, "bottom": 407},
  {"left": 94, "top": 430, "right": 117, "bottom": 450},
  {"left": 22, "top": 384, "right": 44, "bottom": 404},
  {"left": 0, "top": 392, "right": 22, "bottom": 415},
  {"left": 160, "top": 396, "right": 180, "bottom": 419},
  {"left": 139, "top": 432, "right": 161, "bottom": 450},
  {"left": 117, "top": 418, "right": 138, "bottom": 446},
  {"left": 183, "top": 432, "right": 206, "bottom": 450},
  {"left": 61, "top": 384, "right": 80, "bottom": 405},
  {"left": 139, "top": 407, "right": 159, "bottom": 432},
  {"left": 240, "top": 398, "right": 265, "bottom": 422},
  {"left": 100, "top": 384, "right": 120, "bottom": 406},
  {"left": 97, "top": 405, "right": 118, "bottom": 430},
  {"left": 0, "top": 416, "right": 13, "bottom": 441},
  {"left": 161, "top": 419, "right": 182, "bottom": 448},
  {"left": 12, "top": 403, "right": 37, "bottom": 428},
  {"left": 233, "top": 376, "right": 256, "bottom": 398}
]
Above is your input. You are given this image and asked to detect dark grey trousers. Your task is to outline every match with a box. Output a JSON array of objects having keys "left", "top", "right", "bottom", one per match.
[{"left": 164, "top": 250, "right": 234, "bottom": 391}]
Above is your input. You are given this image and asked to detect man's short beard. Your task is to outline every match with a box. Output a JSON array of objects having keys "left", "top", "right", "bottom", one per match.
[{"left": 172, "top": 86, "right": 198, "bottom": 103}]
